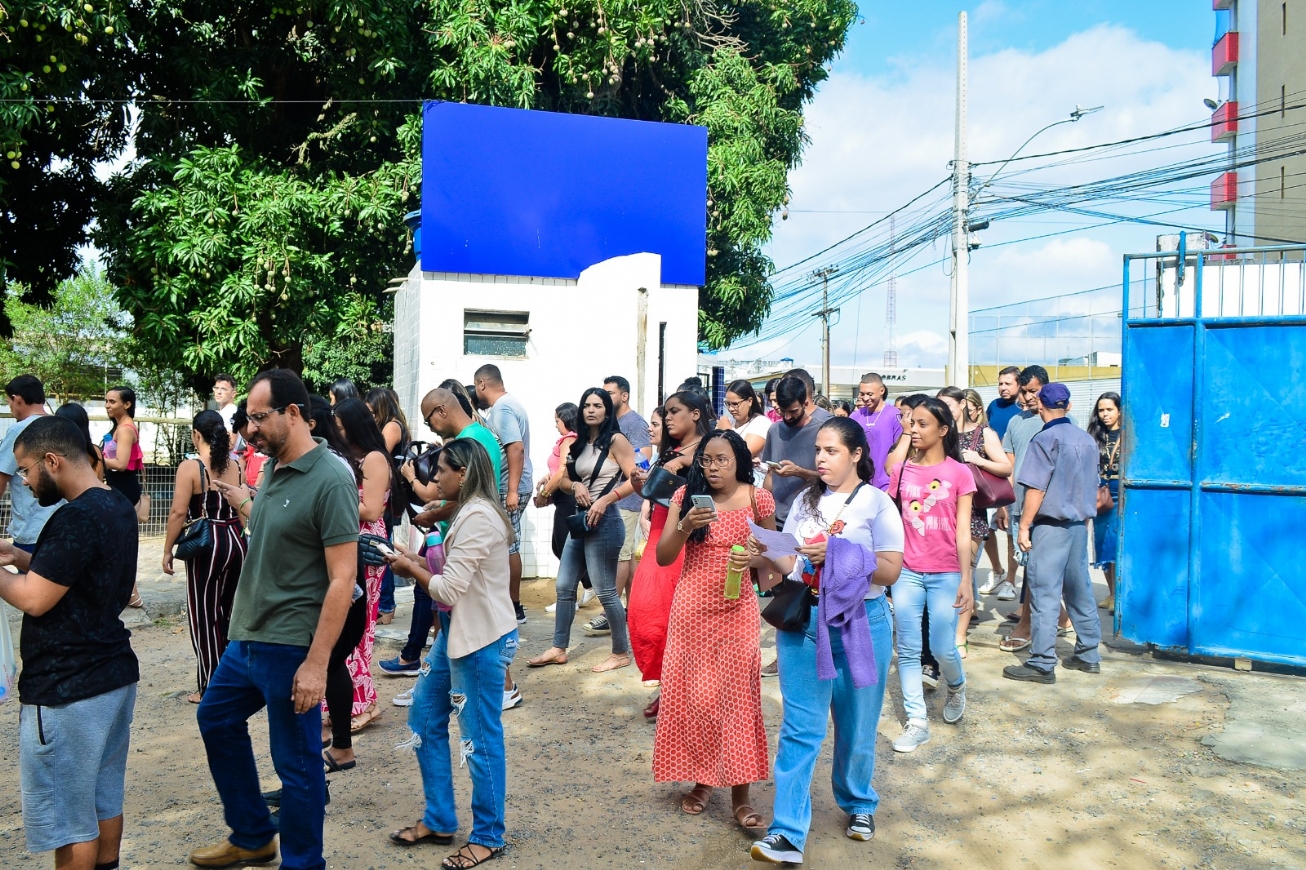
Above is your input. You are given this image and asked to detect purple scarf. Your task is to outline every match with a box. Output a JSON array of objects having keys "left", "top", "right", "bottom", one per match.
[{"left": 816, "top": 536, "right": 879, "bottom": 688}]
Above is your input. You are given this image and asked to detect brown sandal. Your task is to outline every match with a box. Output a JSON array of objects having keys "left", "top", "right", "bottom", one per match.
[
  {"left": 681, "top": 784, "right": 713, "bottom": 816},
  {"left": 441, "top": 843, "right": 502, "bottom": 868},
  {"left": 591, "top": 654, "right": 632, "bottom": 673},
  {"left": 733, "top": 804, "right": 765, "bottom": 829},
  {"left": 526, "top": 649, "right": 568, "bottom": 668},
  {"left": 350, "top": 704, "right": 382, "bottom": 733}
]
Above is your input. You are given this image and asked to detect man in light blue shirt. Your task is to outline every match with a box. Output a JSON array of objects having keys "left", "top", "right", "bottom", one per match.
[{"left": 0, "top": 375, "right": 63, "bottom": 552}]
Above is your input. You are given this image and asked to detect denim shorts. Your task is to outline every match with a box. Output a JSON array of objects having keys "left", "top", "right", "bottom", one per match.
[{"left": 20, "top": 683, "right": 137, "bottom": 852}]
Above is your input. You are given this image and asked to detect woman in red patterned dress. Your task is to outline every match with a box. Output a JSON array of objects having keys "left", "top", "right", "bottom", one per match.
[
  {"left": 333, "top": 398, "right": 392, "bottom": 739},
  {"left": 654, "top": 430, "right": 776, "bottom": 830}
]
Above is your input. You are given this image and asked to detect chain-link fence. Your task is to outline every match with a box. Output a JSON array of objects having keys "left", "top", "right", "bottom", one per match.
[
  {"left": 0, "top": 416, "right": 192, "bottom": 539},
  {"left": 968, "top": 285, "right": 1123, "bottom": 371}
]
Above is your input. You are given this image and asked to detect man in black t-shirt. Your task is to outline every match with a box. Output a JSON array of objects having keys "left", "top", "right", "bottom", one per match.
[{"left": 0, "top": 416, "right": 139, "bottom": 868}]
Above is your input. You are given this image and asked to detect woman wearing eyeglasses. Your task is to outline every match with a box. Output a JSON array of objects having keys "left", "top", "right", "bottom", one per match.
[{"left": 654, "top": 430, "right": 775, "bottom": 831}]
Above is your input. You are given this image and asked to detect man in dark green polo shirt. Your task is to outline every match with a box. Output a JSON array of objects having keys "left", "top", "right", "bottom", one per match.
[{"left": 190, "top": 369, "right": 359, "bottom": 870}]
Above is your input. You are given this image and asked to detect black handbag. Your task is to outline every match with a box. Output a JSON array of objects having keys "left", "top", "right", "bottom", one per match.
[
  {"left": 642, "top": 465, "right": 687, "bottom": 508},
  {"left": 565, "top": 439, "right": 620, "bottom": 539},
  {"left": 761, "top": 579, "right": 816, "bottom": 632},
  {"left": 174, "top": 460, "right": 214, "bottom": 561}
]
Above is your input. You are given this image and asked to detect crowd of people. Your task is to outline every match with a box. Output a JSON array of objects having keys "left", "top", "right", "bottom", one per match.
[{"left": 0, "top": 363, "right": 1128, "bottom": 869}]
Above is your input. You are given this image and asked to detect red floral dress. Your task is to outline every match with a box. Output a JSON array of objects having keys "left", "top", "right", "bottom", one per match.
[
  {"left": 345, "top": 486, "right": 386, "bottom": 715},
  {"left": 653, "top": 487, "right": 772, "bottom": 787}
]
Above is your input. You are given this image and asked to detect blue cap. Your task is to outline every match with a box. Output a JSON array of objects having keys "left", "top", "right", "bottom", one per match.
[{"left": 1038, "top": 383, "right": 1071, "bottom": 409}]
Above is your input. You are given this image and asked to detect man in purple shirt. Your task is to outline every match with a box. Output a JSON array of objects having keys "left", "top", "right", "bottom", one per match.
[{"left": 849, "top": 373, "right": 903, "bottom": 491}]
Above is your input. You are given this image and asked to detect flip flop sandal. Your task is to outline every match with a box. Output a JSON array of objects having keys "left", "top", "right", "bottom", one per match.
[
  {"left": 389, "top": 825, "right": 454, "bottom": 846},
  {"left": 1057, "top": 627, "right": 1074, "bottom": 637},
  {"left": 322, "top": 749, "right": 356, "bottom": 772},
  {"left": 681, "top": 785, "right": 713, "bottom": 816},
  {"left": 733, "top": 805, "right": 766, "bottom": 829},
  {"left": 442, "top": 844, "right": 503, "bottom": 868},
  {"left": 955, "top": 642, "right": 969, "bottom": 659},
  {"left": 1004, "top": 612, "right": 1021, "bottom": 622},
  {"left": 592, "top": 655, "right": 632, "bottom": 673},
  {"left": 999, "top": 636, "right": 1031, "bottom": 652},
  {"left": 526, "top": 653, "right": 568, "bottom": 668}
]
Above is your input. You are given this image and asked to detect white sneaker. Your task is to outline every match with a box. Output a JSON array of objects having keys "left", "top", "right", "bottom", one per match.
[
  {"left": 978, "top": 572, "right": 1005, "bottom": 595},
  {"left": 942, "top": 684, "right": 967, "bottom": 724},
  {"left": 994, "top": 580, "right": 1017, "bottom": 601},
  {"left": 892, "top": 719, "right": 931, "bottom": 753},
  {"left": 392, "top": 687, "right": 415, "bottom": 707},
  {"left": 502, "top": 685, "right": 523, "bottom": 711},
  {"left": 580, "top": 589, "right": 597, "bottom": 607}
]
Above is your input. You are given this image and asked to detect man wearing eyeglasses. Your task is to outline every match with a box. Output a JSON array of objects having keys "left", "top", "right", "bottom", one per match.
[
  {"left": 0, "top": 375, "right": 62, "bottom": 555},
  {"left": 190, "top": 369, "right": 360, "bottom": 870},
  {"left": 0, "top": 415, "right": 139, "bottom": 870}
]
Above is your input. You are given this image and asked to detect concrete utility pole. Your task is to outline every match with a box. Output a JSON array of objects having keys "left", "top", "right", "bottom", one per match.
[
  {"left": 948, "top": 10, "right": 970, "bottom": 389},
  {"left": 812, "top": 265, "right": 840, "bottom": 397}
]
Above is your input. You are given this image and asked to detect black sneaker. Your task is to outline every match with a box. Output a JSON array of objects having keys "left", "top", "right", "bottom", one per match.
[
  {"left": 750, "top": 833, "right": 803, "bottom": 864},
  {"left": 1002, "top": 663, "right": 1056, "bottom": 683},
  {"left": 920, "top": 664, "right": 939, "bottom": 690},
  {"left": 1062, "top": 655, "right": 1101, "bottom": 674},
  {"left": 514, "top": 602, "right": 527, "bottom": 625},
  {"left": 583, "top": 615, "right": 611, "bottom": 636},
  {"left": 846, "top": 813, "right": 875, "bottom": 841}
]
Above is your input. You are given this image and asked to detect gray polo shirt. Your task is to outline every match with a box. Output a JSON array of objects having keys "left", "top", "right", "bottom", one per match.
[
  {"left": 1001, "top": 411, "right": 1041, "bottom": 519},
  {"left": 0, "top": 415, "right": 64, "bottom": 544},
  {"left": 1016, "top": 418, "right": 1099, "bottom": 523},
  {"left": 761, "top": 408, "right": 833, "bottom": 526},
  {"left": 615, "top": 410, "right": 651, "bottom": 512}
]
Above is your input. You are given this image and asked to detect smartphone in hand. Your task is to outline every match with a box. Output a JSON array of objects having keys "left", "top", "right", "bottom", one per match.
[{"left": 690, "top": 494, "right": 716, "bottom": 513}]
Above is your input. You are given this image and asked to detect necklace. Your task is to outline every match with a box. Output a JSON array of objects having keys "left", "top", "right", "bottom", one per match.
[{"left": 862, "top": 404, "right": 887, "bottom": 428}]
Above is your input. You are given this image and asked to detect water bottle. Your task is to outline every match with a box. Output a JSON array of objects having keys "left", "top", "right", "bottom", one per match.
[
  {"left": 725, "top": 545, "right": 746, "bottom": 599},
  {"left": 425, "top": 527, "right": 446, "bottom": 575},
  {"left": 636, "top": 456, "right": 652, "bottom": 472}
]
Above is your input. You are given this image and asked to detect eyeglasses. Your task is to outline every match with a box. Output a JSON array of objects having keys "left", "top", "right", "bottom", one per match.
[
  {"left": 424, "top": 406, "right": 446, "bottom": 429},
  {"left": 697, "top": 456, "right": 734, "bottom": 469},
  {"left": 16, "top": 452, "right": 64, "bottom": 480},
  {"left": 725, "top": 400, "right": 745, "bottom": 410},
  {"left": 247, "top": 404, "right": 302, "bottom": 426}
]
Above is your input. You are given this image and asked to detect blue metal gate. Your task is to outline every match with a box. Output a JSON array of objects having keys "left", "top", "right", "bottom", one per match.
[{"left": 1119, "top": 241, "right": 1306, "bottom": 667}]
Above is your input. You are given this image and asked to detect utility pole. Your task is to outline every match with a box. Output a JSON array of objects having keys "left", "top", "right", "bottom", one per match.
[
  {"left": 812, "top": 265, "right": 840, "bottom": 398},
  {"left": 948, "top": 10, "right": 970, "bottom": 388}
]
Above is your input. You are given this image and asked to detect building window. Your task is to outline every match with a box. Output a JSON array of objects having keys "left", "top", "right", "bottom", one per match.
[{"left": 464, "top": 309, "right": 530, "bottom": 357}]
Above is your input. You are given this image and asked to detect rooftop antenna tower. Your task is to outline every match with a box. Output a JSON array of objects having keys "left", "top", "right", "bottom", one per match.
[{"left": 884, "top": 215, "right": 898, "bottom": 368}]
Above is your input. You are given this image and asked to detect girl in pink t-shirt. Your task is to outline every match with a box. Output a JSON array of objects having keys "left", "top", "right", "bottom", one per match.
[{"left": 885, "top": 397, "right": 975, "bottom": 753}]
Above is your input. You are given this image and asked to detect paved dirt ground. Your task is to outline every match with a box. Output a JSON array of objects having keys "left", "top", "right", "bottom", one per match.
[{"left": 2, "top": 559, "right": 1305, "bottom": 870}]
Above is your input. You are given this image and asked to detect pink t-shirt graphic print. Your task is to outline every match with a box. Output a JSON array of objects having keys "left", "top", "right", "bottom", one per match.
[{"left": 888, "top": 458, "right": 976, "bottom": 573}]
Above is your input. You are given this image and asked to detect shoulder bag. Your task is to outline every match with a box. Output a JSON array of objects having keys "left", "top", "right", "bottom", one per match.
[
  {"left": 174, "top": 460, "right": 214, "bottom": 560},
  {"left": 565, "top": 439, "right": 620, "bottom": 539},
  {"left": 1096, "top": 437, "right": 1121, "bottom": 515},
  {"left": 761, "top": 484, "right": 863, "bottom": 633},
  {"left": 965, "top": 428, "right": 1015, "bottom": 510}
]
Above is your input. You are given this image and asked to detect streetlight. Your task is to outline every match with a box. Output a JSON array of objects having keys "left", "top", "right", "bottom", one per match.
[{"left": 977, "top": 105, "right": 1104, "bottom": 193}]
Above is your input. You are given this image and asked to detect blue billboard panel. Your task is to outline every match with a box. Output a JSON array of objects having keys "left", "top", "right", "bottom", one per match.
[{"left": 421, "top": 102, "right": 707, "bottom": 285}]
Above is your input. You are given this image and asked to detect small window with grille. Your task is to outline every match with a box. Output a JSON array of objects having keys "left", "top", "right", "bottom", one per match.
[{"left": 463, "top": 309, "right": 530, "bottom": 357}]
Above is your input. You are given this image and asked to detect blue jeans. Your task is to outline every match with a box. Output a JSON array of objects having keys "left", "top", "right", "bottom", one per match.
[
  {"left": 379, "top": 565, "right": 397, "bottom": 614},
  {"left": 400, "top": 581, "right": 437, "bottom": 663},
  {"left": 409, "top": 612, "right": 518, "bottom": 849},
  {"left": 551, "top": 507, "right": 628, "bottom": 654},
  {"left": 768, "top": 598, "right": 893, "bottom": 854},
  {"left": 892, "top": 569, "right": 966, "bottom": 722},
  {"left": 197, "top": 641, "right": 325, "bottom": 870}
]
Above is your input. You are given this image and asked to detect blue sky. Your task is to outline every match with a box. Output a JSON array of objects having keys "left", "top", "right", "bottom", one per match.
[{"left": 722, "top": 0, "right": 1224, "bottom": 371}]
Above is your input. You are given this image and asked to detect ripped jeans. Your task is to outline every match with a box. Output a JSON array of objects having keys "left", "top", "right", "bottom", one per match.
[{"left": 408, "top": 611, "right": 518, "bottom": 849}]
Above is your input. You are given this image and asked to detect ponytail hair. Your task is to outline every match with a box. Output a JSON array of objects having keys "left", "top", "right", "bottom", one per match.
[{"left": 192, "top": 409, "right": 230, "bottom": 477}]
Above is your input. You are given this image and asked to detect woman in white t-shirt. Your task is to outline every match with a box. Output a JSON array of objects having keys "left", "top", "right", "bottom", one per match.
[
  {"left": 746, "top": 417, "right": 904, "bottom": 865},
  {"left": 717, "top": 379, "right": 772, "bottom": 482}
]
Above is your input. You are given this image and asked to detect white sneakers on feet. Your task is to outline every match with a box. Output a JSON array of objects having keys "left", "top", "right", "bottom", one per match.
[
  {"left": 978, "top": 572, "right": 1005, "bottom": 595},
  {"left": 503, "top": 684, "right": 523, "bottom": 711},
  {"left": 580, "top": 589, "right": 597, "bottom": 607},
  {"left": 392, "top": 687, "right": 415, "bottom": 707},
  {"left": 544, "top": 601, "right": 581, "bottom": 613},
  {"left": 994, "top": 580, "right": 1017, "bottom": 601},
  {"left": 892, "top": 719, "right": 931, "bottom": 753}
]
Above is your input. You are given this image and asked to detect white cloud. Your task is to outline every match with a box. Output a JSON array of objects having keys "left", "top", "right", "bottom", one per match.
[{"left": 737, "top": 23, "right": 1219, "bottom": 373}]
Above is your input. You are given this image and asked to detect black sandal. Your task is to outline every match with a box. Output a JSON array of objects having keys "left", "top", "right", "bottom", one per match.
[
  {"left": 441, "top": 844, "right": 503, "bottom": 868},
  {"left": 389, "top": 824, "right": 454, "bottom": 846}
]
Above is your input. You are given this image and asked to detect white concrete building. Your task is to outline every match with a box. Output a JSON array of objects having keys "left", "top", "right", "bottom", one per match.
[{"left": 392, "top": 252, "right": 699, "bottom": 579}]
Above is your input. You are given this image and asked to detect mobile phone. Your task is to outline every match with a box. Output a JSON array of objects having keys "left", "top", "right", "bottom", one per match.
[
  {"left": 690, "top": 494, "right": 716, "bottom": 513},
  {"left": 375, "top": 542, "right": 396, "bottom": 558},
  {"left": 763, "top": 461, "right": 782, "bottom": 470}
]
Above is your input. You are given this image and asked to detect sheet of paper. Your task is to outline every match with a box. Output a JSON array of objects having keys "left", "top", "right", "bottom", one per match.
[{"left": 748, "top": 521, "right": 801, "bottom": 557}]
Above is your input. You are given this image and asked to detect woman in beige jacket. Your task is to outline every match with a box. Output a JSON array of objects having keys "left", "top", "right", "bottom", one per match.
[{"left": 383, "top": 438, "right": 519, "bottom": 869}]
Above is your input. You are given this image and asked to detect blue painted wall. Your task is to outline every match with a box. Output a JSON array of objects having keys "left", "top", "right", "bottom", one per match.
[{"left": 421, "top": 101, "right": 708, "bottom": 285}]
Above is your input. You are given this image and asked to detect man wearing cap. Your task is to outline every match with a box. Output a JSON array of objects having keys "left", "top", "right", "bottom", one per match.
[{"left": 1002, "top": 383, "right": 1103, "bottom": 683}]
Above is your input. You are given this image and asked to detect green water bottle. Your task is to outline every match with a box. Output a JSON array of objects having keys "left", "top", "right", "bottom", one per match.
[{"left": 725, "top": 545, "right": 746, "bottom": 600}]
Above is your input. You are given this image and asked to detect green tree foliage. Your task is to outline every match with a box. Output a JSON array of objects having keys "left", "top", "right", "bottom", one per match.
[
  {"left": 0, "top": 265, "right": 130, "bottom": 401},
  {"left": 0, "top": 1, "right": 132, "bottom": 323},
  {"left": 11, "top": 0, "right": 854, "bottom": 377}
]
